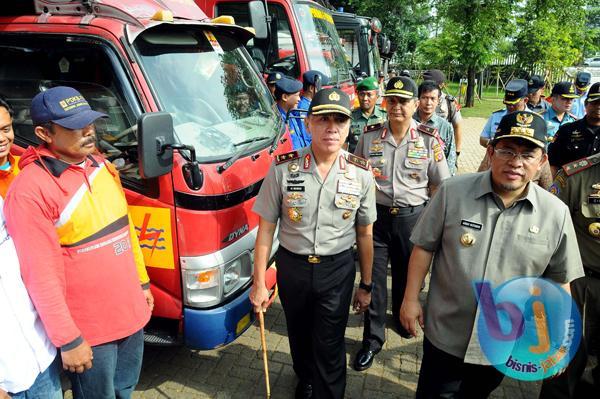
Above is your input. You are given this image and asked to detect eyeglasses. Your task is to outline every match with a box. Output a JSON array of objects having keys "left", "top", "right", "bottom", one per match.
[{"left": 493, "top": 147, "right": 541, "bottom": 164}]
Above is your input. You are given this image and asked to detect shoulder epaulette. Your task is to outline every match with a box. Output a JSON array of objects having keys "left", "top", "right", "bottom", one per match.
[
  {"left": 347, "top": 154, "right": 370, "bottom": 170},
  {"left": 365, "top": 122, "right": 383, "bottom": 133},
  {"left": 562, "top": 154, "right": 600, "bottom": 176},
  {"left": 567, "top": 112, "right": 579, "bottom": 120},
  {"left": 275, "top": 151, "right": 300, "bottom": 164},
  {"left": 417, "top": 123, "right": 438, "bottom": 137}
]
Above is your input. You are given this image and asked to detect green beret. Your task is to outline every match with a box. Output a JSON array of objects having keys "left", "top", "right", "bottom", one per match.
[{"left": 356, "top": 76, "right": 379, "bottom": 92}]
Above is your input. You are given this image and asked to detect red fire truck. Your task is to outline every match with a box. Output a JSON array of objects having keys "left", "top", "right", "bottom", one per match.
[
  {"left": 1, "top": 0, "right": 285, "bottom": 349},
  {"left": 197, "top": 0, "right": 355, "bottom": 101}
]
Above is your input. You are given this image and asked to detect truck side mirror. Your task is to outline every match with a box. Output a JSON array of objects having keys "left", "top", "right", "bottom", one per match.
[
  {"left": 249, "top": 1, "right": 268, "bottom": 40},
  {"left": 138, "top": 112, "right": 174, "bottom": 179}
]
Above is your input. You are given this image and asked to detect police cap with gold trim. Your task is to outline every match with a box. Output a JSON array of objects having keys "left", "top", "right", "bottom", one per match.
[
  {"left": 586, "top": 82, "right": 600, "bottom": 103},
  {"left": 492, "top": 111, "right": 547, "bottom": 149},
  {"left": 308, "top": 88, "right": 352, "bottom": 117},
  {"left": 384, "top": 76, "right": 417, "bottom": 99},
  {"left": 503, "top": 79, "right": 528, "bottom": 105},
  {"left": 551, "top": 81, "right": 578, "bottom": 99},
  {"left": 575, "top": 71, "right": 592, "bottom": 90}
]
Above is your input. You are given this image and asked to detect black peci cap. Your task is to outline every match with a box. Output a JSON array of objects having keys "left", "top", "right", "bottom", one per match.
[
  {"left": 384, "top": 77, "right": 417, "bottom": 99},
  {"left": 493, "top": 111, "right": 547, "bottom": 149},
  {"left": 308, "top": 88, "right": 352, "bottom": 117}
]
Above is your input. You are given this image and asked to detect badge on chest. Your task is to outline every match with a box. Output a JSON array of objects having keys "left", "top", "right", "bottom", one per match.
[{"left": 407, "top": 141, "right": 428, "bottom": 160}]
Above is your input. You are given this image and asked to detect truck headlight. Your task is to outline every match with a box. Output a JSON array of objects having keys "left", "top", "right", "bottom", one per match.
[{"left": 224, "top": 259, "right": 241, "bottom": 294}]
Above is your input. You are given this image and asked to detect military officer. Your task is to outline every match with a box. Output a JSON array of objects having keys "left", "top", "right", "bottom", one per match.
[
  {"left": 352, "top": 76, "right": 450, "bottom": 372},
  {"left": 480, "top": 79, "right": 529, "bottom": 148},
  {"left": 413, "top": 80, "right": 457, "bottom": 175},
  {"left": 541, "top": 81, "right": 579, "bottom": 141},
  {"left": 401, "top": 111, "right": 583, "bottom": 398},
  {"left": 527, "top": 75, "right": 550, "bottom": 114},
  {"left": 348, "top": 76, "right": 386, "bottom": 153},
  {"left": 549, "top": 82, "right": 600, "bottom": 176},
  {"left": 572, "top": 71, "right": 592, "bottom": 119},
  {"left": 250, "top": 88, "right": 377, "bottom": 399},
  {"left": 540, "top": 153, "right": 600, "bottom": 398},
  {"left": 275, "top": 76, "right": 312, "bottom": 150}
]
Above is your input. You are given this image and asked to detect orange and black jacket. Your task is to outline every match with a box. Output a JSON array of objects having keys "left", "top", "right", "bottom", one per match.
[
  {"left": 0, "top": 153, "right": 19, "bottom": 199},
  {"left": 4, "top": 145, "right": 150, "bottom": 348}
]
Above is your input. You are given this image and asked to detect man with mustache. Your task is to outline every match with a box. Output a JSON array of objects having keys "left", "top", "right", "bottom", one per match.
[
  {"left": 400, "top": 111, "right": 583, "bottom": 398},
  {"left": 4, "top": 86, "right": 154, "bottom": 399},
  {"left": 353, "top": 76, "right": 450, "bottom": 372}
]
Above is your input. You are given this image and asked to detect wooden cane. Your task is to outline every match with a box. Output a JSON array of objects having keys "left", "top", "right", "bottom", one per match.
[{"left": 258, "top": 310, "right": 271, "bottom": 398}]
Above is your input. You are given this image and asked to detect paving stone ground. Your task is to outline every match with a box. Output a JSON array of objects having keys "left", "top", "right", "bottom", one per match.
[{"left": 132, "top": 118, "right": 544, "bottom": 398}]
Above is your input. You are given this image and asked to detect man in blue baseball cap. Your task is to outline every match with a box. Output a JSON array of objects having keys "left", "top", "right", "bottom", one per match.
[
  {"left": 297, "top": 70, "right": 329, "bottom": 112},
  {"left": 4, "top": 86, "right": 154, "bottom": 399},
  {"left": 275, "top": 77, "right": 312, "bottom": 149},
  {"left": 572, "top": 71, "right": 592, "bottom": 119}
]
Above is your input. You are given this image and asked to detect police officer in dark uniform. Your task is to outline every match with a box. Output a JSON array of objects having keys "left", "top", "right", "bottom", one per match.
[
  {"left": 549, "top": 82, "right": 600, "bottom": 176},
  {"left": 352, "top": 77, "right": 450, "bottom": 371},
  {"left": 541, "top": 151, "right": 600, "bottom": 398},
  {"left": 527, "top": 75, "right": 550, "bottom": 114},
  {"left": 250, "top": 88, "right": 377, "bottom": 399}
]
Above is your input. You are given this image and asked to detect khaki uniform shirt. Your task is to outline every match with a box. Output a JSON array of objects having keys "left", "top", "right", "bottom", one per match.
[
  {"left": 411, "top": 171, "right": 584, "bottom": 358},
  {"left": 413, "top": 113, "right": 457, "bottom": 175},
  {"left": 253, "top": 147, "right": 377, "bottom": 255},
  {"left": 354, "top": 120, "right": 450, "bottom": 207},
  {"left": 551, "top": 153, "right": 600, "bottom": 272}
]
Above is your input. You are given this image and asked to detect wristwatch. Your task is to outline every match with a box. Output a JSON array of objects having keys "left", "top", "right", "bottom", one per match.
[{"left": 359, "top": 281, "right": 373, "bottom": 293}]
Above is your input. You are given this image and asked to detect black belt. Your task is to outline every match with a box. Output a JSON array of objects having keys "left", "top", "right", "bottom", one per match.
[
  {"left": 279, "top": 246, "right": 352, "bottom": 264},
  {"left": 584, "top": 267, "right": 600, "bottom": 280},
  {"left": 376, "top": 203, "right": 426, "bottom": 216}
]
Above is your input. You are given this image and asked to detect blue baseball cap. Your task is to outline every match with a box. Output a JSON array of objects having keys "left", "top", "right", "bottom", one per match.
[
  {"left": 302, "top": 70, "right": 329, "bottom": 86},
  {"left": 274, "top": 76, "right": 302, "bottom": 94},
  {"left": 31, "top": 86, "right": 108, "bottom": 130}
]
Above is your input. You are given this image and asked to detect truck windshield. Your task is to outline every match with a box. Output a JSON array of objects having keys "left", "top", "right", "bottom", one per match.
[
  {"left": 294, "top": 3, "right": 351, "bottom": 86},
  {"left": 134, "top": 26, "right": 283, "bottom": 162}
]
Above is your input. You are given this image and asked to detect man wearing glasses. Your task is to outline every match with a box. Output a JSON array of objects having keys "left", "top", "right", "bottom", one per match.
[{"left": 400, "top": 111, "right": 583, "bottom": 398}]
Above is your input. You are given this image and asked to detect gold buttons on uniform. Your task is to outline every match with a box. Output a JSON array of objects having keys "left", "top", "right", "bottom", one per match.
[
  {"left": 589, "top": 223, "right": 600, "bottom": 238},
  {"left": 288, "top": 162, "right": 299, "bottom": 173},
  {"left": 460, "top": 233, "right": 476, "bottom": 247}
]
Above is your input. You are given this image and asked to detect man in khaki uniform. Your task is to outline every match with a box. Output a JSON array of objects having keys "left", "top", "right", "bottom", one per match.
[
  {"left": 347, "top": 76, "right": 386, "bottom": 153},
  {"left": 540, "top": 153, "right": 600, "bottom": 398},
  {"left": 250, "top": 88, "right": 377, "bottom": 399},
  {"left": 401, "top": 111, "right": 583, "bottom": 398},
  {"left": 352, "top": 76, "right": 450, "bottom": 371}
]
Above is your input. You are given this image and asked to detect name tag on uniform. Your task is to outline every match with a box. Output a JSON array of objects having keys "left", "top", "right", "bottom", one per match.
[
  {"left": 287, "top": 179, "right": 305, "bottom": 184},
  {"left": 369, "top": 151, "right": 383, "bottom": 157},
  {"left": 589, "top": 196, "right": 600, "bottom": 204},
  {"left": 461, "top": 220, "right": 483, "bottom": 230},
  {"left": 337, "top": 180, "right": 361, "bottom": 196},
  {"left": 287, "top": 186, "right": 305, "bottom": 192}
]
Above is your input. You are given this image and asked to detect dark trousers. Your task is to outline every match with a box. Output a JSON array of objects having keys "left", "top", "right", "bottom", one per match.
[
  {"left": 539, "top": 274, "right": 600, "bottom": 398},
  {"left": 362, "top": 204, "right": 423, "bottom": 350},
  {"left": 277, "top": 247, "right": 355, "bottom": 399},
  {"left": 416, "top": 337, "right": 505, "bottom": 399}
]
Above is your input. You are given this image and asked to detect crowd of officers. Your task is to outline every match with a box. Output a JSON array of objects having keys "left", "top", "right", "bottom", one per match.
[
  {"left": 251, "top": 68, "right": 600, "bottom": 399},
  {"left": 0, "top": 67, "right": 598, "bottom": 399}
]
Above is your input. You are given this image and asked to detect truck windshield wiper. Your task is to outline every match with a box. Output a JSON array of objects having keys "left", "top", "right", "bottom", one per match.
[{"left": 218, "top": 136, "right": 272, "bottom": 174}]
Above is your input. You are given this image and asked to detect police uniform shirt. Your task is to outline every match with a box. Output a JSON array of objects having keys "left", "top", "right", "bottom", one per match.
[
  {"left": 348, "top": 106, "right": 386, "bottom": 152},
  {"left": 413, "top": 113, "right": 457, "bottom": 175},
  {"left": 571, "top": 92, "right": 588, "bottom": 120},
  {"left": 436, "top": 92, "right": 462, "bottom": 125},
  {"left": 253, "top": 147, "right": 377, "bottom": 255},
  {"left": 541, "top": 106, "right": 578, "bottom": 142},
  {"left": 354, "top": 119, "right": 450, "bottom": 207},
  {"left": 551, "top": 154, "right": 600, "bottom": 272},
  {"left": 526, "top": 99, "right": 550, "bottom": 115},
  {"left": 480, "top": 108, "right": 507, "bottom": 141},
  {"left": 548, "top": 118, "right": 600, "bottom": 168},
  {"left": 410, "top": 171, "right": 584, "bottom": 358}
]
